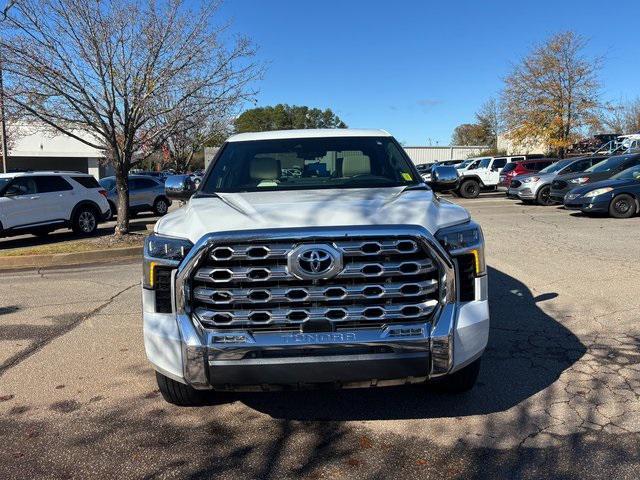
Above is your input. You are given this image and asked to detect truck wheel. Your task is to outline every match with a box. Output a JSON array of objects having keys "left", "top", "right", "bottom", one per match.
[
  {"left": 536, "top": 186, "right": 555, "bottom": 206},
  {"left": 459, "top": 179, "right": 480, "bottom": 199},
  {"left": 609, "top": 194, "right": 637, "bottom": 218},
  {"left": 72, "top": 206, "right": 98, "bottom": 235},
  {"left": 153, "top": 197, "right": 169, "bottom": 216},
  {"left": 429, "top": 358, "right": 481, "bottom": 393},
  {"left": 155, "top": 371, "right": 209, "bottom": 406}
]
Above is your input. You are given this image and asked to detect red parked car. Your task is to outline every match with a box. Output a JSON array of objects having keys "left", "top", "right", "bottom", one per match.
[{"left": 499, "top": 158, "right": 556, "bottom": 187}]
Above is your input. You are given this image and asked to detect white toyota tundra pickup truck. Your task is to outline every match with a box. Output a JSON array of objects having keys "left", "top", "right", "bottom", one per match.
[{"left": 142, "top": 129, "right": 489, "bottom": 405}]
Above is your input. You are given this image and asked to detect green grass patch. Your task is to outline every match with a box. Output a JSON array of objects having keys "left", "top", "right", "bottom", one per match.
[{"left": 0, "top": 235, "right": 144, "bottom": 257}]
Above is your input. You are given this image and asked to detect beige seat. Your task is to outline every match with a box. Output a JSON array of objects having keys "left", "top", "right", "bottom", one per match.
[
  {"left": 342, "top": 157, "right": 371, "bottom": 177},
  {"left": 249, "top": 157, "right": 281, "bottom": 187}
]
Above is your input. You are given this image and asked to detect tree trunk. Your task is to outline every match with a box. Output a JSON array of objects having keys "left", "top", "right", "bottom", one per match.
[{"left": 114, "top": 161, "right": 130, "bottom": 235}]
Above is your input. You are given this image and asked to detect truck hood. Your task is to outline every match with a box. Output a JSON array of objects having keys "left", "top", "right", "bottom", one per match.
[{"left": 154, "top": 187, "right": 470, "bottom": 243}]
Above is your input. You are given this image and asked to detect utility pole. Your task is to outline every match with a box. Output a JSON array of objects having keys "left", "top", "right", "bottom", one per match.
[
  {"left": 0, "top": 51, "right": 8, "bottom": 173},
  {"left": 0, "top": 1, "right": 17, "bottom": 173}
]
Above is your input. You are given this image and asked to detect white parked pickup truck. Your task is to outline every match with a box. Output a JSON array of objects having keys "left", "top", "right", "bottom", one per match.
[{"left": 142, "top": 129, "right": 489, "bottom": 405}]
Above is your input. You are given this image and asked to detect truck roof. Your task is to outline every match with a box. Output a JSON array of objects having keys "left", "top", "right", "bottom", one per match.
[{"left": 226, "top": 128, "right": 391, "bottom": 142}]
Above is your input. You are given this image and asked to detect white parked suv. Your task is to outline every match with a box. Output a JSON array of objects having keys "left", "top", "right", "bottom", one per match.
[
  {"left": 0, "top": 171, "right": 111, "bottom": 237},
  {"left": 142, "top": 129, "right": 489, "bottom": 405}
]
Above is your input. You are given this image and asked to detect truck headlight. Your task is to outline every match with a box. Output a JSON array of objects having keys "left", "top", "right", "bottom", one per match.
[
  {"left": 583, "top": 187, "right": 613, "bottom": 198},
  {"left": 143, "top": 233, "right": 193, "bottom": 289},
  {"left": 435, "top": 221, "right": 486, "bottom": 276}
]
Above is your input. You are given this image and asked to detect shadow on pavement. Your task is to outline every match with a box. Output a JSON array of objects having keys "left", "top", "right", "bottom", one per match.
[
  {"left": 235, "top": 266, "right": 586, "bottom": 420},
  {"left": 0, "top": 305, "right": 19, "bottom": 316},
  {"left": 1, "top": 267, "right": 639, "bottom": 479}
]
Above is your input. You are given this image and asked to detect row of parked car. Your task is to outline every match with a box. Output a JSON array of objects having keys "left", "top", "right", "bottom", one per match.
[
  {"left": 0, "top": 170, "right": 176, "bottom": 239},
  {"left": 0, "top": 164, "right": 208, "bottom": 239},
  {"left": 425, "top": 134, "right": 640, "bottom": 219}
]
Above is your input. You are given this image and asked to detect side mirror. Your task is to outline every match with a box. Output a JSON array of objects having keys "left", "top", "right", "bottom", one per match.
[
  {"left": 429, "top": 166, "right": 459, "bottom": 192},
  {"left": 165, "top": 174, "right": 197, "bottom": 201}
]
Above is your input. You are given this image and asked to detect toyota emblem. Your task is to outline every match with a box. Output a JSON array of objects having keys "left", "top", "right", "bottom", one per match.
[{"left": 288, "top": 244, "right": 343, "bottom": 280}]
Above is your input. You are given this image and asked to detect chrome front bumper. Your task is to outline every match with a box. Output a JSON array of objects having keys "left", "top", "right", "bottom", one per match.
[
  {"left": 143, "top": 281, "right": 489, "bottom": 391},
  {"left": 142, "top": 226, "right": 490, "bottom": 390}
]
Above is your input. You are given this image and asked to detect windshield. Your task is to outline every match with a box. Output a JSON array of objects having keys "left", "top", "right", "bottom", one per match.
[
  {"left": 99, "top": 178, "right": 115, "bottom": 190},
  {"left": 456, "top": 160, "right": 472, "bottom": 169},
  {"left": 612, "top": 165, "right": 640, "bottom": 180},
  {"left": 539, "top": 160, "right": 570, "bottom": 174},
  {"left": 585, "top": 155, "right": 630, "bottom": 173},
  {"left": 201, "top": 136, "right": 420, "bottom": 193}
]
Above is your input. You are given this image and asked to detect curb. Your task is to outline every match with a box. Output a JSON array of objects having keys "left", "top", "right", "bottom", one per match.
[{"left": 0, "top": 246, "right": 143, "bottom": 270}]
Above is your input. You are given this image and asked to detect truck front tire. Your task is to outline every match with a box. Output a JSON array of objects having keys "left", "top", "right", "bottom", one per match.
[
  {"left": 155, "top": 371, "right": 209, "bottom": 406},
  {"left": 429, "top": 357, "right": 481, "bottom": 393}
]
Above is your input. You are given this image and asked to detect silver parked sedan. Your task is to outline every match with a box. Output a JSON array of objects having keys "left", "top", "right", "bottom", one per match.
[
  {"left": 99, "top": 175, "right": 171, "bottom": 218},
  {"left": 507, "top": 157, "right": 605, "bottom": 205}
]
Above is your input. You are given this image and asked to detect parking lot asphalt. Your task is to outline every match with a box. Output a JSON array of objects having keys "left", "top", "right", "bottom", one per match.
[{"left": 1, "top": 194, "right": 639, "bottom": 479}]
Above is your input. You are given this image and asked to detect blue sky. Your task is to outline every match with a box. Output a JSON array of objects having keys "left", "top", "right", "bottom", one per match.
[{"left": 218, "top": 0, "right": 640, "bottom": 145}]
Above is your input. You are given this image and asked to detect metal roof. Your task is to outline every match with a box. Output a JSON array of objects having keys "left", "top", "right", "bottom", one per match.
[
  {"left": 226, "top": 129, "right": 391, "bottom": 142},
  {"left": 0, "top": 170, "right": 88, "bottom": 178}
]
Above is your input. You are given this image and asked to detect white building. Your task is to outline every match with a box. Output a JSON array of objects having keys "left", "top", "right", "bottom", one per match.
[
  {"left": 5, "top": 123, "right": 112, "bottom": 179},
  {"left": 403, "top": 145, "right": 489, "bottom": 165}
]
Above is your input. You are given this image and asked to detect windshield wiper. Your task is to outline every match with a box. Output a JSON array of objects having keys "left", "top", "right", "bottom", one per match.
[
  {"left": 400, "top": 183, "right": 430, "bottom": 192},
  {"left": 192, "top": 192, "right": 220, "bottom": 198}
]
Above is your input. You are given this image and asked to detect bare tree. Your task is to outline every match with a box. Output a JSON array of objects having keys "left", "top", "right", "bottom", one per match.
[
  {"left": 599, "top": 98, "right": 640, "bottom": 134},
  {"left": 160, "top": 106, "right": 231, "bottom": 173},
  {"left": 501, "top": 31, "right": 602, "bottom": 158},
  {"left": 475, "top": 97, "right": 502, "bottom": 150},
  {"left": 1, "top": 0, "right": 260, "bottom": 233}
]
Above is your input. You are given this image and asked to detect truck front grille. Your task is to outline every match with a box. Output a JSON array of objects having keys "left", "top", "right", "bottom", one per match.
[{"left": 189, "top": 236, "right": 441, "bottom": 331}]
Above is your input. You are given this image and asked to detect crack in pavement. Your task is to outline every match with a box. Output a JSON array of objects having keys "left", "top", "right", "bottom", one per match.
[
  {"left": 0, "top": 282, "right": 139, "bottom": 377},
  {"left": 514, "top": 331, "right": 640, "bottom": 448}
]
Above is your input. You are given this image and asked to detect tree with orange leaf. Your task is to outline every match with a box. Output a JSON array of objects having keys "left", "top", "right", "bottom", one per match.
[{"left": 502, "top": 31, "right": 602, "bottom": 158}]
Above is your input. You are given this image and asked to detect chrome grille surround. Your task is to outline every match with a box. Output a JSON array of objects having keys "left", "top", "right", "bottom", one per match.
[{"left": 173, "top": 226, "right": 458, "bottom": 386}]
